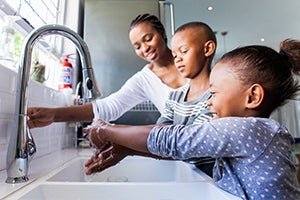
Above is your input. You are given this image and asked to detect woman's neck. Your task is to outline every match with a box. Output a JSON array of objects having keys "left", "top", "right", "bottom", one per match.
[
  {"left": 149, "top": 49, "right": 187, "bottom": 89},
  {"left": 152, "top": 48, "right": 174, "bottom": 68}
]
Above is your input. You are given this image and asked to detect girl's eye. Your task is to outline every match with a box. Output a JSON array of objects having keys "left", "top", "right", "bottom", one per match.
[{"left": 181, "top": 49, "right": 188, "bottom": 54}]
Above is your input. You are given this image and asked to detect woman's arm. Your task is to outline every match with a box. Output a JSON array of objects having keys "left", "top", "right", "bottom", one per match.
[
  {"left": 92, "top": 69, "right": 151, "bottom": 122},
  {"left": 28, "top": 103, "right": 94, "bottom": 128}
]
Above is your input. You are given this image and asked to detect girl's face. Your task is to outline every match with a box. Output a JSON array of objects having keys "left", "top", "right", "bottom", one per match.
[
  {"left": 129, "top": 22, "right": 167, "bottom": 63},
  {"left": 208, "top": 61, "right": 250, "bottom": 118},
  {"left": 170, "top": 28, "right": 206, "bottom": 78}
]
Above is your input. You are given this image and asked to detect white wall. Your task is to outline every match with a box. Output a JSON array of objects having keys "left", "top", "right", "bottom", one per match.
[{"left": 0, "top": 65, "right": 74, "bottom": 171}]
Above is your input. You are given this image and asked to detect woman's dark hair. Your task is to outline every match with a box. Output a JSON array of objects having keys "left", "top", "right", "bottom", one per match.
[
  {"left": 129, "top": 13, "right": 167, "bottom": 43},
  {"left": 218, "top": 39, "right": 300, "bottom": 114}
]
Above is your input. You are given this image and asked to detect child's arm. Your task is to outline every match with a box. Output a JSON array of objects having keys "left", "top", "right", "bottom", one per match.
[{"left": 83, "top": 123, "right": 158, "bottom": 153}]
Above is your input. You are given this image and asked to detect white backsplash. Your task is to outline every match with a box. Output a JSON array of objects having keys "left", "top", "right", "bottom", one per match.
[{"left": 0, "top": 65, "right": 74, "bottom": 170}]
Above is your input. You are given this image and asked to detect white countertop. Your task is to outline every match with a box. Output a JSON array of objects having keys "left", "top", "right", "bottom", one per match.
[
  {"left": 0, "top": 148, "right": 92, "bottom": 199},
  {"left": 0, "top": 148, "right": 241, "bottom": 200}
]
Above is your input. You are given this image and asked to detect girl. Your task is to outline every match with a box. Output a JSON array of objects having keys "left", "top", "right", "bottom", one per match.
[{"left": 84, "top": 39, "right": 300, "bottom": 199}]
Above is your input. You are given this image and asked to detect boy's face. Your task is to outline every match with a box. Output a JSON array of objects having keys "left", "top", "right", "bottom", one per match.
[
  {"left": 171, "top": 28, "right": 207, "bottom": 79},
  {"left": 208, "top": 61, "right": 250, "bottom": 118}
]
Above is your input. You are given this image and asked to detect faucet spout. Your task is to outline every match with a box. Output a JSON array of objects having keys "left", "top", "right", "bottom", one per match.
[{"left": 6, "top": 24, "right": 101, "bottom": 183}]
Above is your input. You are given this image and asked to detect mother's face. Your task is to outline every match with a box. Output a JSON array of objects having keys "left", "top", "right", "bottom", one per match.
[{"left": 129, "top": 22, "right": 167, "bottom": 62}]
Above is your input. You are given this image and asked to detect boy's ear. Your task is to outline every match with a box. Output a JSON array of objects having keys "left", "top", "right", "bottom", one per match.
[
  {"left": 204, "top": 40, "right": 216, "bottom": 57},
  {"left": 246, "top": 84, "right": 264, "bottom": 109}
]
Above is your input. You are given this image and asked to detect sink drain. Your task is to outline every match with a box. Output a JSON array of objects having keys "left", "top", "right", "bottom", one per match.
[{"left": 106, "top": 176, "right": 129, "bottom": 182}]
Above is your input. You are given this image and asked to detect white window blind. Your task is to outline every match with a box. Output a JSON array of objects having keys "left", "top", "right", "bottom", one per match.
[{"left": 5, "top": 0, "right": 62, "bottom": 28}]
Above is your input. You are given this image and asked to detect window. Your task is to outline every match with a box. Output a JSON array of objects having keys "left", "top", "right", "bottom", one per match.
[
  {"left": 5, "top": 0, "right": 63, "bottom": 28},
  {"left": 0, "top": 0, "right": 66, "bottom": 89}
]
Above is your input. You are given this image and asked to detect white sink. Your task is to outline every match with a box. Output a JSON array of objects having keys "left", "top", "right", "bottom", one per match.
[
  {"left": 47, "top": 156, "right": 209, "bottom": 182},
  {"left": 17, "top": 182, "right": 240, "bottom": 200},
  {"left": 5, "top": 155, "right": 241, "bottom": 200}
]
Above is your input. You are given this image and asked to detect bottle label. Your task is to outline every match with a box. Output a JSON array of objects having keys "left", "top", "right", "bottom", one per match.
[{"left": 62, "top": 67, "right": 72, "bottom": 85}]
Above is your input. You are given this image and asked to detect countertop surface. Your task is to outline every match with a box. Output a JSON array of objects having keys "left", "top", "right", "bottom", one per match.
[
  {"left": 0, "top": 148, "right": 241, "bottom": 200},
  {"left": 0, "top": 148, "right": 92, "bottom": 199}
]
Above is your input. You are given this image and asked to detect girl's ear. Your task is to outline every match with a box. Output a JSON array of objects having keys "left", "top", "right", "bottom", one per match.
[
  {"left": 246, "top": 84, "right": 264, "bottom": 109},
  {"left": 204, "top": 40, "right": 216, "bottom": 57}
]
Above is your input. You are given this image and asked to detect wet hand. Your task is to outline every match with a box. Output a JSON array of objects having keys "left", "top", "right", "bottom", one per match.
[
  {"left": 84, "top": 125, "right": 107, "bottom": 149},
  {"left": 83, "top": 119, "right": 113, "bottom": 149},
  {"left": 84, "top": 143, "right": 130, "bottom": 175}
]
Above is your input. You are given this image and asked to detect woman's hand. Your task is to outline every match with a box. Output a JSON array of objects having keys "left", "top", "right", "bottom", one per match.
[
  {"left": 27, "top": 107, "right": 55, "bottom": 128},
  {"left": 84, "top": 143, "right": 132, "bottom": 175}
]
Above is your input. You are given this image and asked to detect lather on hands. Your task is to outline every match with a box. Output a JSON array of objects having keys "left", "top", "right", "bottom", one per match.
[
  {"left": 83, "top": 120, "right": 131, "bottom": 175},
  {"left": 83, "top": 119, "right": 111, "bottom": 149},
  {"left": 84, "top": 143, "right": 131, "bottom": 175},
  {"left": 83, "top": 119, "right": 156, "bottom": 175}
]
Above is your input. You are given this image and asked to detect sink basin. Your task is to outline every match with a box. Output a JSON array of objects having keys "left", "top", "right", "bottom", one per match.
[
  {"left": 16, "top": 182, "right": 241, "bottom": 200},
  {"left": 47, "top": 156, "right": 209, "bottom": 182},
  {"left": 5, "top": 155, "right": 241, "bottom": 200}
]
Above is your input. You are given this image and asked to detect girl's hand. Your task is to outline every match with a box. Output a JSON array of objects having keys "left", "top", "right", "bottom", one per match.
[
  {"left": 84, "top": 143, "right": 131, "bottom": 175},
  {"left": 83, "top": 119, "right": 112, "bottom": 149}
]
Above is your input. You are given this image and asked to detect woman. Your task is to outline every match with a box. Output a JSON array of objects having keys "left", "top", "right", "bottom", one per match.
[{"left": 27, "top": 14, "right": 187, "bottom": 128}]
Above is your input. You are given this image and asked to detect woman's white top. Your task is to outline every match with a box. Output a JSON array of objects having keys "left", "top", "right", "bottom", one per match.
[{"left": 92, "top": 64, "right": 178, "bottom": 122}]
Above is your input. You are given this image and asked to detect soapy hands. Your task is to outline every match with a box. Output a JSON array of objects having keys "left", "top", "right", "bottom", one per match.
[
  {"left": 84, "top": 143, "right": 131, "bottom": 175},
  {"left": 83, "top": 119, "right": 131, "bottom": 175},
  {"left": 83, "top": 119, "right": 111, "bottom": 149}
]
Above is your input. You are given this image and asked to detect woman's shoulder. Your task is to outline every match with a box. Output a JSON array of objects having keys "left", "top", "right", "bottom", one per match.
[
  {"left": 123, "top": 64, "right": 155, "bottom": 84},
  {"left": 131, "top": 64, "right": 162, "bottom": 81}
]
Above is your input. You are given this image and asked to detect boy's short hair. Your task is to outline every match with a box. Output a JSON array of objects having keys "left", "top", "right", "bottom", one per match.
[{"left": 175, "top": 22, "right": 217, "bottom": 46}]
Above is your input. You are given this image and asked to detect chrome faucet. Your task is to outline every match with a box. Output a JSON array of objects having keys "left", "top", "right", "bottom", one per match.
[{"left": 6, "top": 24, "right": 101, "bottom": 183}]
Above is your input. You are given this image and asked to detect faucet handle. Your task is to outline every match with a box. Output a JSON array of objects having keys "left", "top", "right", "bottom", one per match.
[
  {"left": 86, "top": 78, "right": 93, "bottom": 90},
  {"left": 84, "top": 77, "right": 101, "bottom": 101},
  {"left": 81, "top": 66, "right": 102, "bottom": 101},
  {"left": 26, "top": 127, "right": 36, "bottom": 161}
]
